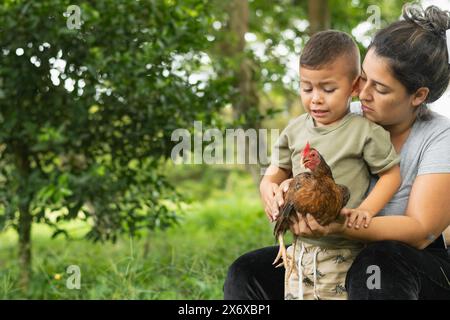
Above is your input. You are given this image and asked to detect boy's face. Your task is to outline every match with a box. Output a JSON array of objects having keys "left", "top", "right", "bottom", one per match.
[{"left": 299, "top": 55, "right": 359, "bottom": 127}]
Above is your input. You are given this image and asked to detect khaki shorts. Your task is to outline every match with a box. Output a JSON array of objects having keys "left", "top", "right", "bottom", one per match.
[{"left": 284, "top": 240, "right": 362, "bottom": 300}]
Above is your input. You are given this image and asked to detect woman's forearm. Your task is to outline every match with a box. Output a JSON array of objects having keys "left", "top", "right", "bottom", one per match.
[
  {"left": 341, "top": 215, "right": 429, "bottom": 249},
  {"left": 344, "top": 174, "right": 450, "bottom": 249}
]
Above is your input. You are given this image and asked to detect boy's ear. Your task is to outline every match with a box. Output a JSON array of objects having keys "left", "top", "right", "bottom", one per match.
[{"left": 350, "top": 76, "right": 361, "bottom": 97}]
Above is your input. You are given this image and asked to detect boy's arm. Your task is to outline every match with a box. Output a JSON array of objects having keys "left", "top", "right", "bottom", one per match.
[
  {"left": 342, "top": 164, "right": 401, "bottom": 229},
  {"left": 356, "top": 123, "right": 400, "bottom": 218},
  {"left": 260, "top": 164, "right": 292, "bottom": 186},
  {"left": 355, "top": 164, "right": 401, "bottom": 216}
]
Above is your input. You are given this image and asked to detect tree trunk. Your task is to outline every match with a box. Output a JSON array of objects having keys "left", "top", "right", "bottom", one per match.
[
  {"left": 143, "top": 231, "right": 152, "bottom": 259},
  {"left": 227, "top": 0, "right": 264, "bottom": 187},
  {"left": 308, "top": 0, "right": 330, "bottom": 34},
  {"left": 14, "top": 145, "right": 32, "bottom": 291},
  {"left": 18, "top": 201, "right": 32, "bottom": 291}
]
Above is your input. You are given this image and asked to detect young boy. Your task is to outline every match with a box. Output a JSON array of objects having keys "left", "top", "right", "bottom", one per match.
[{"left": 260, "top": 30, "right": 401, "bottom": 300}]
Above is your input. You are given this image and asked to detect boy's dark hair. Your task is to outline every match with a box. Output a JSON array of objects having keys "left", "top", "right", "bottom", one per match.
[
  {"left": 300, "top": 30, "right": 360, "bottom": 80},
  {"left": 370, "top": 3, "right": 450, "bottom": 107}
]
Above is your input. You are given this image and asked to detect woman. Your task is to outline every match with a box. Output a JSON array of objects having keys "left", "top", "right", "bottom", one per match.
[{"left": 224, "top": 4, "right": 450, "bottom": 300}]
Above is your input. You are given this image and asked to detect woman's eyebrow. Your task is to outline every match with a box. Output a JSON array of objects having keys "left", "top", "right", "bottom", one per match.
[{"left": 361, "top": 68, "right": 391, "bottom": 89}]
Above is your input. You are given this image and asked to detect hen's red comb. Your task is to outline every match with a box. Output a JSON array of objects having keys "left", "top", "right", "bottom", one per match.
[{"left": 302, "top": 141, "right": 310, "bottom": 157}]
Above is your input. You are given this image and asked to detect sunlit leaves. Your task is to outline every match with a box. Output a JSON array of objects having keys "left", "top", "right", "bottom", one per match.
[{"left": 0, "top": 0, "right": 225, "bottom": 242}]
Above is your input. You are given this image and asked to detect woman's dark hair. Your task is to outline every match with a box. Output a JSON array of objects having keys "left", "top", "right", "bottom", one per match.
[{"left": 369, "top": 3, "right": 450, "bottom": 113}]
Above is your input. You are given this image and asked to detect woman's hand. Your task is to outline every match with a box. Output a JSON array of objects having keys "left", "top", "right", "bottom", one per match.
[
  {"left": 289, "top": 211, "right": 348, "bottom": 237},
  {"left": 260, "top": 178, "right": 293, "bottom": 222}
]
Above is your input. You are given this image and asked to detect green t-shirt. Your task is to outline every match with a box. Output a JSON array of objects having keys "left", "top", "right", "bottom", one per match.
[{"left": 271, "top": 111, "right": 400, "bottom": 248}]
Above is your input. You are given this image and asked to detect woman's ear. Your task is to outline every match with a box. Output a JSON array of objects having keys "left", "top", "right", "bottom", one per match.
[
  {"left": 350, "top": 76, "right": 361, "bottom": 97},
  {"left": 411, "top": 87, "right": 429, "bottom": 107}
]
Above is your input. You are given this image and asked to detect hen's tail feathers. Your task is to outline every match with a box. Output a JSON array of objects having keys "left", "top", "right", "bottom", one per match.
[
  {"left": 281, "top": 201, "right": 294, "bottom": 218},
  {"left": 273, "top": 201, "right": 295, "bottom": 237}
]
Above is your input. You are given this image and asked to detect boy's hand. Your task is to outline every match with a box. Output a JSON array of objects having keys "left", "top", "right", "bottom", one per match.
[
  {"left": 260, "top": 182, "right": 280, "bottom": 222},
  {"left": 260, "top": 178, "right": 292, "bottom": 222},
  {"left": 341, "top": 207, "right": 375, "bottom": 229}
]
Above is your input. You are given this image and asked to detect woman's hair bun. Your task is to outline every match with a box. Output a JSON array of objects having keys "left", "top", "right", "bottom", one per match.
[{"left": 402, "top": 3, "right": 450, "bottom": 37}]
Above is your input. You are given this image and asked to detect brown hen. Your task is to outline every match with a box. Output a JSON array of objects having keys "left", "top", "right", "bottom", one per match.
[{"left": 272, "top": 142, "right": 350, "bottom": 272}]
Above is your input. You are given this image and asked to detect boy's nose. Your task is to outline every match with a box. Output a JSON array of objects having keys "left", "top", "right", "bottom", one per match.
[{"left": 311, "top": 94, "right": 322, "bottom": 104}]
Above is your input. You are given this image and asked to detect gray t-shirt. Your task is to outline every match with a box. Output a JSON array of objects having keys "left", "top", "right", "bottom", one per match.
[{"left": 351, "top": 102, "right": 450, "bottom": 216}]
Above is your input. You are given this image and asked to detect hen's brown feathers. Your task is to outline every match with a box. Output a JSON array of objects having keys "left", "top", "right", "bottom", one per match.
[
  {"left": 272, "top": 144, "right": 350, "bottom": 270},
  {"left": 273, "top": 154, "right": 350, "bottom": 239}
]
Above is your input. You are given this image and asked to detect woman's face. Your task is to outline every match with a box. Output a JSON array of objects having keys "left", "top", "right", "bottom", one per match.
[{"left": 359, "top": 48, "right": 417, "bottom": 128}]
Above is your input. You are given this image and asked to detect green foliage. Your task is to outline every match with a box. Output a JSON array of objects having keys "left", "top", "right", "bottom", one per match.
[
  {"left": 208, "top": 0, "right": 405, "bottom": 118},
  {"left": 0, "top": 0, "right": 407, "bottom": 240},
  {"left": 0, "top": 0, "right": 232, "bottom": 240},
  {"left": 0, "top": 167, "right": 274, "bottom": 299},
  {"left": 0, "top": 0, "right": 408, "bottom": 297},
  {"left": 329, "top": 0, "right": 406, "bottom": 55}
]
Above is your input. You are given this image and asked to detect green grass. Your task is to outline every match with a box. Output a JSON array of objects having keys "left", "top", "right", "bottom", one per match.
[{"left": 0, "top": 166, "right": 278, "bottom": 299}]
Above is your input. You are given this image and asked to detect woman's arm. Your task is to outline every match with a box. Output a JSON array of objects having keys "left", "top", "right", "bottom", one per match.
[{"left": 342, "top": 173, "right": 450, "bottom": 249}]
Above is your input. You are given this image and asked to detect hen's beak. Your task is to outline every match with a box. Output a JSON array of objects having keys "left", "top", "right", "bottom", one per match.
[{"left": 301, "top": 156, "right": 310, "bottom": 169}]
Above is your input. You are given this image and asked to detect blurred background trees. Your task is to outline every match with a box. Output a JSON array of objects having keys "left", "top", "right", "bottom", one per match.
[
  {"left": 0, "top": 0, "right": 407, "bottom": 295},
  {"left": 0, "top": 0, "right": 228, "bottom": 289}
]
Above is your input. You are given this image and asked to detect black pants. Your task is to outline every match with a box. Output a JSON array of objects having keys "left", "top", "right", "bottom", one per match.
[{"left": 223, "top": 240, "right": 450, "bottom": 300}]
